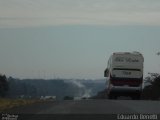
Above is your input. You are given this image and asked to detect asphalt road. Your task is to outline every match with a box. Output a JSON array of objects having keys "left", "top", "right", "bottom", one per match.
[
  {"left": 3, "top": 100, "right": 160, "bottom": 120},
  {"left": 35, "top": 100, "right": 160, "bottom": 114}
]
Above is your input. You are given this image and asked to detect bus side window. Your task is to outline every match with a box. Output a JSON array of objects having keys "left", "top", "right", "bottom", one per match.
[
  {"left": 104, "top": 68, "right": 109, "bottom": 77},
  {"left": 105, "top": 57, "right": 110, "bottom": 77}
]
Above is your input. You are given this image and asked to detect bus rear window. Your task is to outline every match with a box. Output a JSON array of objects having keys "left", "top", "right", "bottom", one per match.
[{"left": 113, "top": 68, "right": 141, "bottom": 71}]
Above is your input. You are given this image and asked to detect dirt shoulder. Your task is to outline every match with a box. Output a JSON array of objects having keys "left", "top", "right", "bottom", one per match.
[{"left": 0, "top": 99, "right": 54, "bottom": 113}]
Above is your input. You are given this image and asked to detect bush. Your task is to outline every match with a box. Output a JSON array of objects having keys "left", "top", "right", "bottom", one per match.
[
  {"left": 142, "top": 74, "right": 160, "bottom": 100},
  {"left": 63, "top": 96, "right": 74, "bottom": 100}
]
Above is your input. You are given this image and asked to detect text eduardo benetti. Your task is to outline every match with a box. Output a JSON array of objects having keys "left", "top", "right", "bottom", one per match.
[{"left": 117, "top": 114, "right": 158, "bottom": 120}]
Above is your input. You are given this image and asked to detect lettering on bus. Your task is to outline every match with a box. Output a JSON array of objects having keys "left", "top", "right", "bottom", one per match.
[
  {"left": 125, "top": 58, "right": 139, "bottom": 62},
  {"left": 115, "top": 57, "right": 139, "bottom": 63},
  {"left": 115, "top": 57, "right": 124, "bottom": 62},
  {"left": 122, "top": 71, "right": 131, "bottom": 75}
]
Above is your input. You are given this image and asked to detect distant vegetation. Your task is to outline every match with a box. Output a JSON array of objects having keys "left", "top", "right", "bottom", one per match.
[
  {"left": 0, "top": 75, "right": 105, "bottom": 100},
  {"left": 1, "top": 72, "right": 160, "bottom": 100}
]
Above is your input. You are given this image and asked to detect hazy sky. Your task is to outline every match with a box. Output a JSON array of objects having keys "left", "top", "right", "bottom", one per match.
[{"left": 0, "top": 0, "right": 160, "bottom": 79}]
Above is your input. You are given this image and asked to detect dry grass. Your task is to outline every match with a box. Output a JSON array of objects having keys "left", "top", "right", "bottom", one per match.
[{"left": 0, "top": 98, "right": 42, "bottom": 112}]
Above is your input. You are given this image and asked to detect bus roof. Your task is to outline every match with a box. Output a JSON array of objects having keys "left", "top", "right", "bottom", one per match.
[{"left": 113, "top": 52, "right": 143, "bottom": 56}]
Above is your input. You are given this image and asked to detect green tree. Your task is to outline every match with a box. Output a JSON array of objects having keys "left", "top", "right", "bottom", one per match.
[
  {"left": 142, "top": 73, "right": 160, "bottom": 100},
  {"left": 0, "top": 74, "right": 9, "bottom": 97}
]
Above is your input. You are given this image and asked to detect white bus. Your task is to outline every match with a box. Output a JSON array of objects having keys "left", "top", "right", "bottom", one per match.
[{"left": 104, "top": 52, "right": 144, "bottom": 99}]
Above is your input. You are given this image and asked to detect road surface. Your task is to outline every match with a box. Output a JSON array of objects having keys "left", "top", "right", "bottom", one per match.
[{"left": 3, "top": 100, "right": 160, "bottom": 120}]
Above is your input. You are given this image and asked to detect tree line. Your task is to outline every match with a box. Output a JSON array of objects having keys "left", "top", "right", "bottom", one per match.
[
  {"left": 0, "top": 75, "right": 105, "bottom": 99},
  {"left": 0, "top": 73, "right": 160, "bottom": 100}
]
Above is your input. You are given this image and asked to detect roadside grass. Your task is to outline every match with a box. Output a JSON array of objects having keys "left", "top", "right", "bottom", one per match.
[{"left": 0, "top": 98, "right": 42, "bottom": 112}]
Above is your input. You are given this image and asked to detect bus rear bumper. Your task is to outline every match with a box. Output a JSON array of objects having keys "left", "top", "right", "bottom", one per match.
[
  {"left": 107, "top": 85, "right": 142, "bottom": 99},
  {"left": 109, "top": 85, "right": 142, "bottom": 92}
]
